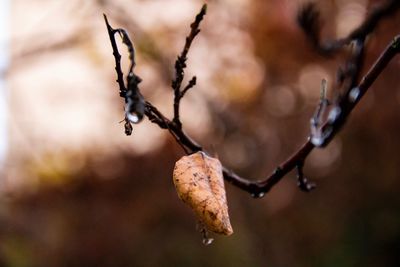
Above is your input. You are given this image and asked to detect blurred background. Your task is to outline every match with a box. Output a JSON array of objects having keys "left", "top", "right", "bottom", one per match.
[{"left": 0, "top": 0, "right": 400, "bottom": 266}]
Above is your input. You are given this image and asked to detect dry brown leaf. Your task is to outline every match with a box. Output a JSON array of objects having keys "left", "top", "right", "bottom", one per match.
[{"left": 173, "top": 151, "right": 233, "bottom": 236}]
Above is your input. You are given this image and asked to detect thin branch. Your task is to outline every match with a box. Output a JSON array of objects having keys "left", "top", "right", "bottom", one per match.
[
  {"left": 313, "top": 35, "right": 399, "bottom": 147},
  {"left": 104, "top": 14, "right": 145, "bottom": 132},
  {"left": 115, "top": 28, "right": 136, "bottom": 76},
  {"left": 221, "top": 141, "right": 316, "bottom": 197},
  {"left": 181, "top": 76, "right": 197, "bottom": 98},
  {"left": 346, "top": 0, "right": 400, "bottom": 43},
  {"left": 309, "top": 38, "right": 366, "bottom": 146},
  {"left": 296, "top": 161, "right": 316, "bottom": 192},
  {"left": 297, "top": 3, "right": 322, "bottom": 53},
  {"left": 172, "top": 4, "right": 207, "bottom": 129},
  {"left": 298, "top": 0, "right": 400, "bottom": 55},
  {"left": 310, "top": 79, "right": 330, "bottom": 145},
  {"left": 104, "top": 14, "right": 127, "bottom": 98}
]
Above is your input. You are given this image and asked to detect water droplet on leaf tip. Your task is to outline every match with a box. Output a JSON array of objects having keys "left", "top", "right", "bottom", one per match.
[{"left": 202, "top": 237, "right": 214, "bottom": 246}]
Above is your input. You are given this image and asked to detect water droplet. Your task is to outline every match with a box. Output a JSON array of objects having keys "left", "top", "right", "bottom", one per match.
[
  {"left": 125, "top": 102, "right": 144, "bottom": 124},
  {"left": 311, "top": 136, "right": 323, "bottom": 146},
  {"left": 307, "top": 183, "right": 316, "bottom": 191},
  {"left": 251, "top": 191, "right": 265, "bottom": 198},
  {"left": 126, "top": 112, "right": 140, "bottom": 123},
  {"left": 348, "top": 87, "right": 360, "bottom": 102},
  {"left": 328, "top": 107, "right": 341, "bottom": 123},
  {"left": 197, "top": 222, "right": 214, "bottom": 246},
  {"left": 202, "top": 237, "right": 214, "bottom": 246}
]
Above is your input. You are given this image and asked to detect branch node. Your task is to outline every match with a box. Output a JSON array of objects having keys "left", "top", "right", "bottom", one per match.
[{"left": 248, "top": 183, "right": 266, "bottom": 199}]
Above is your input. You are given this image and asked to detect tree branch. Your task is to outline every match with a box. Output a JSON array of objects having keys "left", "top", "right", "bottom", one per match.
[{"left": 105, "top": 3, "right": 400, "bottom": 198}]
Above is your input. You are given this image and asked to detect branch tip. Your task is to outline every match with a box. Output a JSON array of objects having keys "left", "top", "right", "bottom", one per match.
[
  {"left": 201, "top": 4, "right": 207, "bottom": 14},
  {"left": 296, "top": 162, "right": 316, "bottom": 192}
]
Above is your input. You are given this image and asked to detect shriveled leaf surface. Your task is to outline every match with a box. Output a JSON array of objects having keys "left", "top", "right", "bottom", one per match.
[{"left": 173, "top": 152, "right": 233, "bottom": 235}]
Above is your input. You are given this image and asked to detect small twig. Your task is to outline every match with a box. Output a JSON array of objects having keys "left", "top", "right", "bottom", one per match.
[
  {"left": 296, "top": 161, "right": 316, "bottom": 192},
  {"left": 345, "top": 38, "right": 366, "bottom": 91},
  {"left": 115, "top": 27, "right": 146, "bottom": 125},
  {"left": 104, "top": 14, "right": 145, "bottom": 130},
  {"left": 298, "top": 0, "right": 400, "bottom": 55},
  {"left": 345, "top": 0, "right": 400, "bottom": 43},
  {"left": 115, "top": 28, "right": 136, "bottom": 74},
  {"left": 314, "top": 35, "right": 399, "bottom": 147},
  {"left": 311, "top": 38, "right": 365, "bottom": 147},
  {"left": 297, "top": 3, "right": 322, "bottom": 53},
  {"left": 310, "top": 79, "right": 329, "bottom": 145},
  {"left": 172, "top": 4, "right": 207, "bottom": 128},
  {"left": 104, "top": 14, "right": 126, "bottom": 98},
  {"left": 181, "top": 76, "right": 197, "bottom": 98}
]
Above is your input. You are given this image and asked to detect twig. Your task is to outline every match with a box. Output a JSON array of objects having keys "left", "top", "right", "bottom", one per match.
[
  {"left": 104, "top": 14, "right": 146, "bottom": 132},
  {"left": 172, "top": 4, "right": 207, "bottom": 129},
  {"left": 297, "top": 3, "right": 322, "bottom": 53},
  {"left": 115, "top": 28, "right": 136, "bottom": 75},
  {"left": 345, "top": 0, "right": 400, "bottom": 44},
  {"left": 310, "top": 79, "right": 329, "bottom": 145},
  {"left": 298, "top": 0, "right": 400, "bottom": 55},
  {"left": 104, "top": 14, "right": 126, "bottom": 98},
  {"left": 296, "top": 161, "right": 316, "bottom": 192},
  {"left": 313, "top": 35, "right": 399, "bottom": 147},
  {"left": 181, "top": 76, "right": 197, "bottom": 98}
]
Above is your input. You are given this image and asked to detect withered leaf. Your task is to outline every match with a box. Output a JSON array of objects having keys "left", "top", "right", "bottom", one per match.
[{"left": 173, "top": 151, "right": 233, "bottom": 235}]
